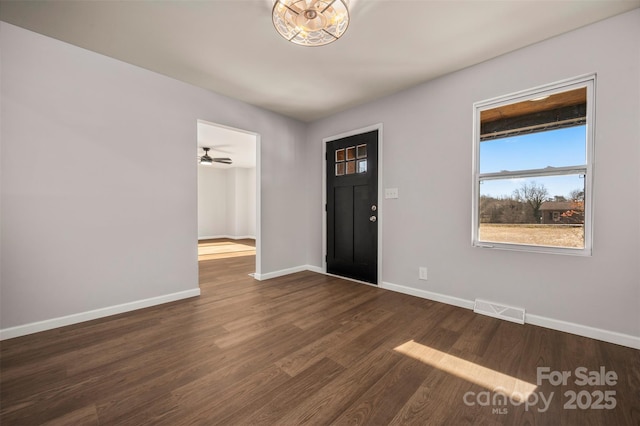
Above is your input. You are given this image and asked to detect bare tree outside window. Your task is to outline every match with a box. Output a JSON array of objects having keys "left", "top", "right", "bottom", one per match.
[{"left": 513, "top": 181, "right": 549, "bottom": 224}]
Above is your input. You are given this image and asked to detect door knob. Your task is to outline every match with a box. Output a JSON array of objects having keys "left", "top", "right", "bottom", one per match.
[{"left": 370, "top": 216, "right": 377, "bottom": 222}]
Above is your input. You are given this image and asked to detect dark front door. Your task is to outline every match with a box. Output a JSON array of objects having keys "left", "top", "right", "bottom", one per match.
[{"left": 326, "top": 130, "right": 378, "bottom": 284}]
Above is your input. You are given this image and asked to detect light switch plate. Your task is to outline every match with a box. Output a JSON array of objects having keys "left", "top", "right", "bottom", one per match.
[{"left": 385, "top": 188, "right": 399, "bottom": 199}]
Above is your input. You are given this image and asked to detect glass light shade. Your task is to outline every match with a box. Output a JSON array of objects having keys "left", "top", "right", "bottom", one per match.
[
  {"left": 200, "top": 153, "right": 213, "bottom": 165},
  {"left": 272, "top": 0, "right": 349, "bottom": 46}
]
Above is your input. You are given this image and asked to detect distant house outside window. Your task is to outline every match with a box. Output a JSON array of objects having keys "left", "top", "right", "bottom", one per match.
[{"left": 472, "top": 75, "right": 595, "bottom": 255}]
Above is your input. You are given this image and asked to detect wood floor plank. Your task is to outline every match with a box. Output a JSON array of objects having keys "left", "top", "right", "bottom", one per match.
[
  {"left": 291, "top": 287, "right": 386, "bottom": 330},
  {"left": 166, "top": 364, "right": 291, "bottom": 425},
  {"left": 1, "top": 239, "right": 639, "bottom": 425},
  {"left": 275, "top": 305, "right": 394, "bottom": 377},
  {"left": 221, "top": 357, "right": 345, "bottom": 425},
  {"left": 387, "top": 368, "right": 454, "bottom": 425},
  {"left": 41, "top": 404, "right": 99, "bottom": 426},
  {"left": 331, "top": 354, "right": 434, "bottom": 425},
  {"left": 273, "top": 347, "right": 402, "bottom": 425}
]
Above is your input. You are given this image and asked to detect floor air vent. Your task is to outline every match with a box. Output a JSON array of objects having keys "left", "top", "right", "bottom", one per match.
[{"left": 473, "top": 299, "right": 525, "bottom": 324}]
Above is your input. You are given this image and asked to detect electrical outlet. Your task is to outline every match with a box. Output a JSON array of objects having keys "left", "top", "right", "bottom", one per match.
[{"left": 419, "top": 267, "right": 428, "bottom": 280}]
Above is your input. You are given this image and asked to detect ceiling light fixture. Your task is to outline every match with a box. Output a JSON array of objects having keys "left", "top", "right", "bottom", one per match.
[
  {"left": 199, "top": 147, "right": 233, "bottom": 165},
  {"left": 272, "top": 0, "right": 349, "bottom": 47}
]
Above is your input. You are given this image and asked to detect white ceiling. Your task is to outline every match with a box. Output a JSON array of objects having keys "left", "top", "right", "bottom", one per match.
[
  {"left": 1, "top": 0, "right": 638, "bottom": 122},
  {"left": 197, "top": 121, "right": 257, "bottom": 169}
]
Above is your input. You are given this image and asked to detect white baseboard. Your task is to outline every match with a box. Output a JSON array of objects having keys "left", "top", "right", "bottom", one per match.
[
  {"left": 381, "top": 280, "right": 639, "bottom": 350},
  {"left": 198, "top": 235, "right": 255, "bottom": 241},
  {"left": 254, "top": 264, "right": 323, "bottom": 281},
  {"left": 526, "top": 314, "right": 640, "bottom": 350},
  {"left": 381, "top": 281, "right": 475, "bottom": 310},
  {"left": 7, "top": 265, "right": 636, "bottom": 350},
  {"left": 306, "top": 265, "right": 324, "bottom": 274},
  {"left": 0, "top": 288, "right": 201, "bottom": 341},
  {"left": 254, "top": 265, "right": 309, "bottom": 281}
]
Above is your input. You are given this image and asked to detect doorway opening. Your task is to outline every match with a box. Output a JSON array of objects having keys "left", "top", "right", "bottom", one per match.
[{"left": 196, "top": 120, "right": 260, "bottom": 276}]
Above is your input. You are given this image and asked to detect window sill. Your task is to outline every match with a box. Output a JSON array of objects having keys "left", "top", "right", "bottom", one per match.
[{"left": 473, "top": 241, "right": 592, "bottom": 256}]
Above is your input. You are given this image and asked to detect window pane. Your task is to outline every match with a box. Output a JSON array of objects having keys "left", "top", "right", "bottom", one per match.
[
  {"left": 357, "top": 159, "right": 367, "bottom": 173},
  {"left": 335, "top": 149, "right": 345, "bottom": 162},
  {"left": 478, "top": 174, "right": 585, "bottom": 248},
  {"left": 479, "top": 126, "right": 586, "bottom": 174}
]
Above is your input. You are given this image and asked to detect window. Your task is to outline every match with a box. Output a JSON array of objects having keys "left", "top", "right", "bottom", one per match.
[
  {"left": 472, "top": 75, "right": 594, "bottom": 255},
  {"left": 335, "top": 144, "right": 368, "bottom": 176}
]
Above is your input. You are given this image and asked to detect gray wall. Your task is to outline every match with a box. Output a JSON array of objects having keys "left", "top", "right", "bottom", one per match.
[
  {"left": 197, "top": 166, "right": 229, "bottom": 238},
  {"left": 304, "top": 10, "right": 640, "bottom": 340},
  {"left": 197, "top": 166, "right": 256, "bottom": 239},
  {"left": 0, "top": 22, "right": 307, "bottom": 330}
]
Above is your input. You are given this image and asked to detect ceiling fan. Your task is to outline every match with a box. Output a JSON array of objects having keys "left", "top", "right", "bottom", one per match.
[{"left": 199, "top": 147, "right": 232, "bottom": 165}]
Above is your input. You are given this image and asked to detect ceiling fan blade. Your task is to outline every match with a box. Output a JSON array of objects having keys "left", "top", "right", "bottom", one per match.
[{"left": 213, "top": 158, "right": 232, "bottom": 164}]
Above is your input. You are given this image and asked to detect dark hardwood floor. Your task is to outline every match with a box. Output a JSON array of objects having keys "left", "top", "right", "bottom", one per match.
[{"left": 1, "top": 251, "right": 639, "bottom": 425}]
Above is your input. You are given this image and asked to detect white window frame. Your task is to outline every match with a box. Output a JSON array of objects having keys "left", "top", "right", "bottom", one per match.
[{"left": 472, "top": 74, "right": 595, "bottom": 256}]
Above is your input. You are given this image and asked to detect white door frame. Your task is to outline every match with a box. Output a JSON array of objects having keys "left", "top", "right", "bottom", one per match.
[
  {"left": 322, "top": 123, "right": 383, "bottom": 286},
  {"left": 197, "top": 119, "right": 261, "bottom": 277}
]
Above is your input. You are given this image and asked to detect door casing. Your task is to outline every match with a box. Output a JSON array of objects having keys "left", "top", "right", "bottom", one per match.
[{"left": 322, "top": 123, "right": 383, "bottom": 286}]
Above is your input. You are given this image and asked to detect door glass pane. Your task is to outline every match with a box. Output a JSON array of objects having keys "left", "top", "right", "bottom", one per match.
[
  {"left": 346, "top": 161, "right": 356, "bottom": 175},
  {"left": 335, "top": 149, "right": 345, "bottom": 162},
  {"left": 335, "top": 163, "right": 345, "bottom": 176},
  {"left": 357, "top": 159, "right": 367, "bottom": 173},
  {"left": 357, "top": 144, "right": 367, "bottom": 158},
  {"left": 346, "top": 147, "right": 356, "bottom": 161}
]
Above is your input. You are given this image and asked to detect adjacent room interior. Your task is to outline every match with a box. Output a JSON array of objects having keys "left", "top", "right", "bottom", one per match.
[{"left": 196, "top": 120, "right": 258, "bottom": 264}]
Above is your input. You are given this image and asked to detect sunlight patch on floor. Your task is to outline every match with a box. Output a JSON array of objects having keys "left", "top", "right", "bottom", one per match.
[
  {"left": 394, "top": 340, "right": 537, "bottom": 402},
  {"left": 198, "top": 240, "right": 256, "bottom": 261}
]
